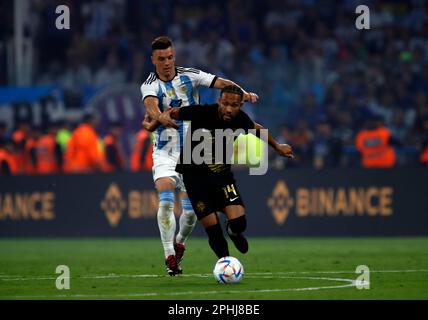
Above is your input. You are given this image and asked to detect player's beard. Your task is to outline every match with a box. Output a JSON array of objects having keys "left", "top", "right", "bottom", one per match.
[{"left": 223, "top": 114, "right": 232, "bottom": 121}]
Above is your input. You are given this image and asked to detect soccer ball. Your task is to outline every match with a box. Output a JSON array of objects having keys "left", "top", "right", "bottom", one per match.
[{"left": 213, "top": 256, "right": 244, "bottom": 284}]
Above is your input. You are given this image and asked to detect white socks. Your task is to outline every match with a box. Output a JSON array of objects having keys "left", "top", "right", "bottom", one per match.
[
  {"left": 176, "top": 199, "right": 197, "bottom": 244},
  {"left": 157, "top": 193, "right": 197, "bottom": 257},
  {"left": 157, "top": 191, "right": 176, "bottom": 258}
]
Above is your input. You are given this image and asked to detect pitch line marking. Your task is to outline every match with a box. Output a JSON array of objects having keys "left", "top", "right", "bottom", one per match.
[
  {"left": 1, "top": 269, "right": 427, "bottom": 281},
  {"left": 2, "top": 275, "right": 359, "bottom": 298}
]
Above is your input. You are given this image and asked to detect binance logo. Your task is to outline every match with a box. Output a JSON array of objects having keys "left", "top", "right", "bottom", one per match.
[
  {"left": 267, "top": 180, "right": 294, "bottom": 225},
  {"left": 100, "top": 183, "right": 126, "bottom": 227},
  {"left": 267, "top": 180, "right": 394, "bottom": 225}
]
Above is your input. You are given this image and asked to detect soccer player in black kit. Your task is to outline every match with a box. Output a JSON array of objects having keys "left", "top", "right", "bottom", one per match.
[{"left": 144, "top": 85, "right": 293, "bottom": 258}]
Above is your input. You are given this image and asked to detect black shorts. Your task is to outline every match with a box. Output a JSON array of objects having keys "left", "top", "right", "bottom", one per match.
[{"left": 181, "top": 171, "right": 245, "bottom": 220}]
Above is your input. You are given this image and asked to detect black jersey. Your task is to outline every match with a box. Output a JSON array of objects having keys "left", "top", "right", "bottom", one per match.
[{"left": 175, "top": 104, "right": 255, "bottom": 175}]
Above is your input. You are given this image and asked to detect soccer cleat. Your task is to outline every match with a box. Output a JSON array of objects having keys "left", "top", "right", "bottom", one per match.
[
  {"left": 165, "top": 255, "right": 181, "bottom": 276},
  {"left": 174, "top": 242, "right": 186, "bottom": 265},
  {"left": 226, "top": 222, "right": 249, "bottom": 254}
]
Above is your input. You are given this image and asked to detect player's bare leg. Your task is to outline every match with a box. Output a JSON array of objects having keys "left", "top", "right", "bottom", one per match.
[
  {"left": 201, "top": 213, "right": 230, "bottom": 258},
  {"left": 174, "top": 191, "right": 197, "bottom": 267},
  {"left": 155, "top": 177, "right": 180, "bottom": 275},
  {"left": 223, "top": 205, "right": 248, "bottom": 254}
]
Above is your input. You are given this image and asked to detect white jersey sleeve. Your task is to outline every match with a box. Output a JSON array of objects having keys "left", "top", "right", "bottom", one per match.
[
  {"left": 140, "top": 72, "right": 159, "bottom": 101},
  {"left": 194, "top": 69, "right": 217, "bottom": 88},
  {"left": 176, "top": 67, "right": 217, "bottom": 88}
]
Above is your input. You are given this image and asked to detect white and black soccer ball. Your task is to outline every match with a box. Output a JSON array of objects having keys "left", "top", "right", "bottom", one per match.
[{"left": 213, "top": 256, "right": 244, "bottom": 284}]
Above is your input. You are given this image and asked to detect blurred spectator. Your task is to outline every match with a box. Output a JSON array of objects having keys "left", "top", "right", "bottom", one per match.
[
  {"left": 0, "top": 138, "right": 17, "bottom": 175},
  {"left": 128, "top": 51, "right": 146, "bottom": 84},
  {"left": 94, "top": 51, "right": 126, "bottom": 87},
  {"left": 355, "top": 116, "right": 397, "bottom": 169},
  {"left": 56, "top": 120, "right": 73, "bottom": 153},
  {"left": 312, "top": 119, "right": 342, "bottom": 169},
  {"left": 368, "top": 92, "right": 396, "bottom": 126},
  {"left": 61, "top": 52, "right": 93, "bottom": 107},
  {"left": 271, "top": 125, "right": 293, "bottom": 170},
  {"left": 11, "top": 120, "right": 32, "bottom": 174},
  {"left": 130, "top": 128, "right": 153, "bottom": 172},
  {"left": 31, "top": 124, "right": 63, "bottom": 175},
  {"left": 288, "top": 119, "right": 313, "bottom": 167},
  {"left": 289, "top": 92, "right": 324, "bottom": 129},
  {"left": 64, "top": 114, "right": 104, "bottom": 173},
  {"left": 0, "top": 122, "right": 7, "bottom": 141},
  {"left": 103, "top": 121, "right": 125, "bottom": 172},
  {"left": 419, "top": 117, "right": 428, "bottom": 165},
  {"left": 390, "top": 109, "right": 409, "bottom": 145},
  {"left": 25, "top": 125, "right": 42, "bottom": 175},
  {"left": 81, "top": 0, "right": 118, "bottom": 41},
  {"left": 413, "top": 91, "right": 428, "bottom": 135},
  {"left": 37, "top": 61, "right": 63, "bottom": 86}
]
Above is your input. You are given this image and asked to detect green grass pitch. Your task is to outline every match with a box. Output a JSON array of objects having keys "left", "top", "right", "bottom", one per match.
[{"left": 0, "top": 237, "right": 427, "bottom": 300}]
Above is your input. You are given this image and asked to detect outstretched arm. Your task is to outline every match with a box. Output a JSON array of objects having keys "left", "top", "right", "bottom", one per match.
[
  {"left": 143, "top": 106, "right": 200, "bottom": 132},
  {"left": 168, "top": 108, "right": 181, "bottom": 120},
  {"left": 163, "top": 106, "right": 203, "bottom": 121},
  {"left": 254, "top": 122, "right": 294, "bottom": 159},
  {"left": 212, "top": 77, "right": 259, "bottom": 103},
  {"left": 142, "top": 114, "right": 160, "bottom": 132},
  {"left": 144, "top": 108, "right": 184, "bottom": 129},
  {"left": 143, "top": 96, "right": 178, "bottom": 129}
]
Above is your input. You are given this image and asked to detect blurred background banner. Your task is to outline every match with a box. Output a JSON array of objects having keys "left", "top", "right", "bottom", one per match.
[{"left": 1, "top": 168, "right": 427, "bottom": 237}]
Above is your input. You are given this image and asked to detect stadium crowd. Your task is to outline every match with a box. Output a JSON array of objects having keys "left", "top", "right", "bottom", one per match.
[{"left": 1, "top": 0, "right": 428, "bottom": 174}]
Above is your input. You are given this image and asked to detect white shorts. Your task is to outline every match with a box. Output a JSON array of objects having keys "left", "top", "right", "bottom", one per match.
[{"left": 152, "top": 150, "right": 186, "bottom": 192}]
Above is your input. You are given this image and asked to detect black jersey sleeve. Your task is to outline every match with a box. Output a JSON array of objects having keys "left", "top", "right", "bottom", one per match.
[
  {"left": 178, "top": 105, "right": 205, "bottom": 121},
  {"left": 178, "top": 104, "right": 217, "bottom": 121},
  {"left": 236, "top": 110, "right": 256, "bottom": 132}
]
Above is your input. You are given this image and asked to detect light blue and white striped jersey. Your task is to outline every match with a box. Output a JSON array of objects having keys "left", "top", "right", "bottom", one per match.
[{"left": 140, "top": 67, "right": 217, "bottom": 156}]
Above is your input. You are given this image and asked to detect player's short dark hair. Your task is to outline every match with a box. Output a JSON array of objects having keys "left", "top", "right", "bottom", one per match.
[
  {"left": 151, "top": 36, "right": 173, "bottom": 52},
  {"left": 220, "top": 85, "right": 244, "bottom": 99}
]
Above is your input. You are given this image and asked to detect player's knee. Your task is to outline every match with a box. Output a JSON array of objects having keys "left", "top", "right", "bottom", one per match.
[
  {"left": 155, "top": 178, "right": 176, "bottom": 192},
  {"left": 183, "top": 210, "right": 197, "bottom": 225},
  {"left": 158, "top": 190, "right": 175, "bottom": 214},
  {"left": 181, "top": 198, "right": 196, "bottom": 223},
  {"left": 228, "top": 215, "right": 247, "bottom": 234}
]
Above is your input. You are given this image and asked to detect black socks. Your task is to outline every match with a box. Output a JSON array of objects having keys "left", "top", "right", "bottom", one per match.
[{"left": 206, "top": 223, "right": 229, "bottom": 259}]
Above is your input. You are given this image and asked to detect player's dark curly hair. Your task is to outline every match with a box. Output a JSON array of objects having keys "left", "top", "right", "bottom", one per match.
[
  {"left": 151, "top": 36, "right": 173, "bottom": 52},
  {"left": 220, "top": 85, "right": 244, "bottom": 99}
]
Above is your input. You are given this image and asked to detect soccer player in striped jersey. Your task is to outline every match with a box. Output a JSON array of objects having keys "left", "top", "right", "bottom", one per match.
[{"left": 140, "top": 36, "right": 258, "bottom": 276}]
